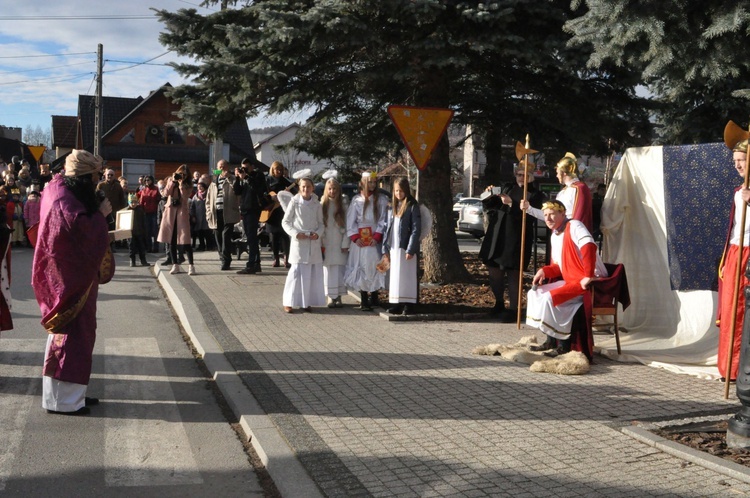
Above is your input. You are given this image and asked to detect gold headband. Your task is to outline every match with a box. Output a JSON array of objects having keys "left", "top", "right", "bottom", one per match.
[{"left": 542, "top": 201, "right": 566, "bottom": 213}]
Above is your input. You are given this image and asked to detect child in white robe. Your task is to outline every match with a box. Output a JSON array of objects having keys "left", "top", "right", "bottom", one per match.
[
  {"left": 383, "top": 177, "right": 421, "bottom": 315},
  {"left": 320, "top": 174, "right": 350, "bottom": 308},
  {"left": 344, "top": 171, "right": 389, "bottom": 311},
  {"left": 281, "top": 177, "right": 325, "bottom": 313}
]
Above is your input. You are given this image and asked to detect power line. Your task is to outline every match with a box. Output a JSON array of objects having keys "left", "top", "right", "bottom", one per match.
[
  {"left": 103, "top": 51, "right": 173, "bottom": 74},
  {"left": 0, "top": 71, "right": 93, "bottom": 87},
  {"left": 0, "top": 52, "right": 95, "bottom": 59},
  {"left": 0, "top": 60, "right": 96, "bottom": 75},
  {"left": 106, "top": 59, "right": 170, "bottom": 67},
  {"left": 0, "top": 15, "right": 155, "bottom": 20}
]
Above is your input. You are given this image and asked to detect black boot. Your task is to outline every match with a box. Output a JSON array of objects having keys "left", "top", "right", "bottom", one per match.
[
  {"left": 387, "top": 304, "right": 403, "bottom": 315},
  {"left": 140, "top": 255, "right": 150, "bottom": 266},
  {"left": 370, "top": 291, "right": 380, "bottom": 309},
  {"left": 529, "top": 335, "right": 556, "bottom": 352},
  {"left": 543, "top": 339, "right": 571, "bottom": 357},
  {"left": 359, "top": 291, "right": 372, "bottom": 311},
  {"left": 489, "top": 300, "right": 505, "bottom": 316},
  {"left": 130, "top": 256, "right": 136, "bottom": 267},
  {"left": 161, "top": 257, "right": 173, "bottom": 267}
]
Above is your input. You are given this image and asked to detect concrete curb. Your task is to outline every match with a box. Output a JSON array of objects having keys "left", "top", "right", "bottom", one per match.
[
  {"left": 155, "top": 265, "right": 324, "bottom": 498},
  {"left": 621, "top": 425, "right": 750, "bottom": 485}
]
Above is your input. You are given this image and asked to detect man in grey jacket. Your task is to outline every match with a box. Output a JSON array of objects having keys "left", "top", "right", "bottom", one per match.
[{"left": 206, "top": 159, "right": 240, "bottom": 270}]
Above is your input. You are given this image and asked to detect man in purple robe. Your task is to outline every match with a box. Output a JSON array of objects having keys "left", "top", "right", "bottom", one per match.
[{"left": 32, "top": 149, "right": 115, "bottom": 415}]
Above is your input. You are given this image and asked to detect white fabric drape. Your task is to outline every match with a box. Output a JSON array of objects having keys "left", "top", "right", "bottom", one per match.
[{"left": 598, "top": 146, "right": 720, "bottom": 379}]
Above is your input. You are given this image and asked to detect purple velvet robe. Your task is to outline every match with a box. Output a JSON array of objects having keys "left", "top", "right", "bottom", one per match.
[{"left": 32, "top": 175, "right": 114, "bottom": 385}]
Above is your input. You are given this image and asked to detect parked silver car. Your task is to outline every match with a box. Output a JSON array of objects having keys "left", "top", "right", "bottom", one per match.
[{"left": 454, "top": 197, "right": 484, "bottom": 237}]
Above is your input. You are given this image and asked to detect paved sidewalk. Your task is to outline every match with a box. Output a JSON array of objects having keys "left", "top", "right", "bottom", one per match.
[{"left": 159, "top": 248, "right": 750, "bottom": 497}]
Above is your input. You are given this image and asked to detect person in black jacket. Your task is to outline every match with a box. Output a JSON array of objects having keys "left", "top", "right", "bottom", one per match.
[
  {"left": 265, "top": 161, "right": 296, "bottom": 268},
  {"left": 234, "top": 157, "right": 270, "bottom": 274},
  {"left": 479, "top": 164, "right": 546, "bottom": 322}
]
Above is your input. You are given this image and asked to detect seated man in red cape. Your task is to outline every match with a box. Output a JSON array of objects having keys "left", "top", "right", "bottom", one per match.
[{"left": 525, "top": 200, "right": 607, "bottom": 360}]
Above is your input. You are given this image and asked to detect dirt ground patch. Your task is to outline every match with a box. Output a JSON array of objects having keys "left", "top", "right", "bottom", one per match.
[{"left": 655, "top": 420, "right": 750, "bottom": 468}]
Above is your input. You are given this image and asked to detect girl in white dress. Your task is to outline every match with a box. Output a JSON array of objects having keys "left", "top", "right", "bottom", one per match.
[
  {"left": 383, "top": 177, "right": 421, "bottom": 315},
  {"left": 320, "top": 174, "right": 350, "bottom": 308},
  {"left": 281, "top": 177, "right": 325, "bottom": 313},
  {"left": 344, "top": 171, "right": 389, "bottom": 311}
]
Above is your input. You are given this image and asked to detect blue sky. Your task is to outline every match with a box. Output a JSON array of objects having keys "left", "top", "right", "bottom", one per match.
[{"left": 0, "top": 1, "right": 298, "bottom": 138}]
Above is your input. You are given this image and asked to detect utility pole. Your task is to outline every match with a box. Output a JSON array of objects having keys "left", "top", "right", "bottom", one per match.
[{"left": 94, "top": 43, "right": 103, "bottom": 157}]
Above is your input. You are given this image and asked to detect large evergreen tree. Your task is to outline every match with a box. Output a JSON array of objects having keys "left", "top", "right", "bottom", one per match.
[
  {"left": 156, "top": 0, "right": 650, "bottom": 282},
  {"left": 566, "top": 0, "right": 750, "bottom": 143}
]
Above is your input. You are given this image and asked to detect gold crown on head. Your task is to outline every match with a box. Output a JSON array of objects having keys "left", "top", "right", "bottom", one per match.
[{"left": 542, "top": 200, "right": 566, "bottom": 213}]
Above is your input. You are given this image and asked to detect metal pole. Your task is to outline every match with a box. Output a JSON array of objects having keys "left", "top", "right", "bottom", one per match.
[{"left": 94, "top": 44, "right": 103, "bottom": 157}]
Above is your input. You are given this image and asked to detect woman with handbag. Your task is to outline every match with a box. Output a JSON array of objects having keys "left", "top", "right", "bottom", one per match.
[{"left": 158, "top": 164, "right": 196, "bottom": 275}]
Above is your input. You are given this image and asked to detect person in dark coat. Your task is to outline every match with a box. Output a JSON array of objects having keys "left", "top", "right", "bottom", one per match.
[
  {"left": 233, "top": 158, "right": 270, "bottom": 274},
  {"left": 479, "top": 164, "right": 546, "bottom": 322},
  {"left": 265, "top": 161, "right": 297, "bottom": 268}
]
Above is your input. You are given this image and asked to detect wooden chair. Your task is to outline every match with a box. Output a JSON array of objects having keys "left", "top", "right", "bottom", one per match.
[{"left": 591, "top": 263, "right": 630, "bottom": 354}]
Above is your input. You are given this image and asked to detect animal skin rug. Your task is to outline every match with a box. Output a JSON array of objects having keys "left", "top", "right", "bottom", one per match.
[{"left": 472, "top": 335, "right": 590, "bottom": 375}]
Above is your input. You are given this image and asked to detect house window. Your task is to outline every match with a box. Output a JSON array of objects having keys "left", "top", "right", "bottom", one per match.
[
  {"left": 120, "top": 128, "right": 135, "bottom": 143},
  {"left": 166, "top": 126, "right": 185, "bottom": 145}
]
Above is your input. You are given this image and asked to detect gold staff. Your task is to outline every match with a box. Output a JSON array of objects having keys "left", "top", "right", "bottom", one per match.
[
  {"left": 723, "top": 120, "right": 750, "bottom": 399},
  {"left": 515, "top": 135, "right": 538, "bottom": 328}
]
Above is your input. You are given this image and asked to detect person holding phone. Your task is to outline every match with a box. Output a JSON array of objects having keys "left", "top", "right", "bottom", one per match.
[{"left": 479, "top": 163, "right": 546, "bottom": 321}]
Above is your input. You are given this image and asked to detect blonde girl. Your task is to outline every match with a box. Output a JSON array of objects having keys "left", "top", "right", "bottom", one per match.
[
  {"left": 281, "top": 177, "right": 325, "bottom": 312},
  {"left": 320, "top": 176, "right": 350, "bottom": 307}
]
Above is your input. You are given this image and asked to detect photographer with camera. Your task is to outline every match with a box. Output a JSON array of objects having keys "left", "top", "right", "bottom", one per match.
[
  {"left": 479, "top": 163, "right": 546, "bottom": 322},
  {"left": 157, "top": 164, "right": 196, "bottom": 275},
  {"left": 233, "top": 157, "right": 270, "bottom": 274}
]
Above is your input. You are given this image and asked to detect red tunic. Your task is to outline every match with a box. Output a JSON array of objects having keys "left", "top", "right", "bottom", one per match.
[
  {"left": 717, "top": 187, "right": 749, "bottom": 380},
  {"left": 541, "top": 222, "right": 598, "bottom": 359}
]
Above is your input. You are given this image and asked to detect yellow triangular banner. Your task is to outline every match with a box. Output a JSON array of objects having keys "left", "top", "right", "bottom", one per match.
[
  {"left": 387, "top": 105, "right": 454, "bottom": 171},
  {"left": 28, "top": 146, "right": 46, "bottom": 162}
]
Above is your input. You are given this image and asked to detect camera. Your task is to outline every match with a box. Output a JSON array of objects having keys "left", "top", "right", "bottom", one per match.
[
  {"left": 237, "top": 166, "right": 248, "bottom": 175},
  {"left": 491, "top": 186, "right": 503, "bottom": 195},
  {"left": 173, "top": 173, "right": 182, "bottom": 181}
]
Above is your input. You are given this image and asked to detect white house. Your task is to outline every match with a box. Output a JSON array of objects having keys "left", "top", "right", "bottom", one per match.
[
  {"left": 462, "top": 125, "right": 487, "bottom": 197},
  {"left": 253, "top": 124, "right": 335, "bottom": 176}
]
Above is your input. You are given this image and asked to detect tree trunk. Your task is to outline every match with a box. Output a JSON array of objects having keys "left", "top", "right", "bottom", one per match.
[{"left": 419, "top": 133, "right": 472, "bottom": 284}]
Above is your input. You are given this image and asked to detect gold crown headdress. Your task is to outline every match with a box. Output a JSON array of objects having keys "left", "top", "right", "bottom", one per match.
[{"left": 541, "top": 200, "right": 566, "bottom": 213}]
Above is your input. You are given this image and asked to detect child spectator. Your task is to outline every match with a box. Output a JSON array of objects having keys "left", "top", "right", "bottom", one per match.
[
  {"left": 23, "top": 190, "right": 41, "bottom": 245},
  {"left": 320, "top": 172, "right": 350, "bottom": 308},
  {"left": 190, "top": 180, "right": 210, "bottom": 251},
  {"left": 344, "top": 171, "right": 388, "bottom": 311},
  {"left": 126, "top": 193, "right": 150, "bottom": 267},
  {"left": 281, "top": 175, "right": 325, "bottom": 313},
  {"left": 5, "top": 176, "right": 24, "bottom": 247},
  {"left": 383, "top": 177, "right": 421, "bottom": 315}
]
